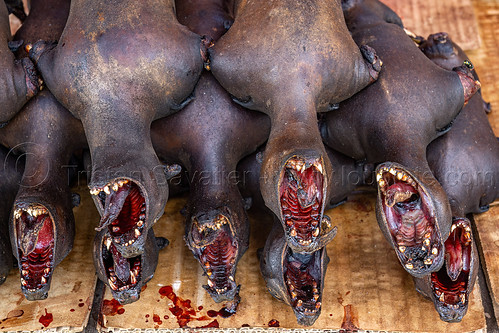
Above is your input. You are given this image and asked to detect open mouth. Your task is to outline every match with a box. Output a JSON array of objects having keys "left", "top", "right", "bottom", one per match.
[
  {"left": 430, "top": 218, "right": 472, "bottom": 321},
  {"left": 91, "top": 179, "right": 146, "bottom": 250},
  {"left": 13, "top": 204, "right": 54, "bottom": 298},
  {"left": 284, "top": 248, "right": 323, "bottom": 325},
  {"left": 279, "top": 156, "right": 325, "bottom": 249},
  {"left": 102, "top": 234, "right": 141, "bottom": 293},
  {"left": 376, "top": 165, "right": 442, "bottom": 275},
  {"left": 189, "top": 214, "right": 238, "bottom": 299}
]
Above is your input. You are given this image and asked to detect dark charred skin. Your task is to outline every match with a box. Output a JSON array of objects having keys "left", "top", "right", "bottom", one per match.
[
  {"left": 13, "top": 0, "right": 71, "bottom": 58},
  {"left": 0, "top": 90, "right": 86, "bottom": 300},
  {"left": 4, "top": 0, "right": 26, "bottom": 21},
  {"left": 0, "top": 146, "right": 23, "bottom": 284},
  {"left": 238, "top": 143, "right": 372, "bottom": 234},
  {"left": 321, "top": 0, "right": 480, "bottom": 277},
  {"left": 0, "top": 2, "right": 40, "bottom": 123},
  {"left": 422, "top": 32, "right": 499, "bottom": 216},
  {"left": 152, "top": 72, "right": 270, "bottom": 303},
  {"left": 28, "top": 0, "right": 205, "bottom": 258},
  {"left": 411, "top": 33, "right": 498, "bottom": 322},
  {"left": 413, "top": 218, "right": 478, "bottom": 322},
  {"left": 175, "top": 0, "right": 235, "bottom": 42},
  {"left": 209, "top": 0, "right": 381, "bottom": 253},
  {"left": 94, "top": 228, "right": 166, "bottom": 305},
  {"left": 260, "top": 215, "right": 332, "bottom": 326}
]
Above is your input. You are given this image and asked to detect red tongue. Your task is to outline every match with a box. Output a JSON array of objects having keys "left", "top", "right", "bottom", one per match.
[
  {"left": 111, "top": 244, "right": 131, "bottom": 282},
  {"left": 445, "top": 231, "right": 463, "bottom": 281}
]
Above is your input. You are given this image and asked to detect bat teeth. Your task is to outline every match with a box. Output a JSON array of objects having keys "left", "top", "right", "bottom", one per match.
[
  {"left": 432, "top": 247, "right": 438, "bottom": 255},
  {"left": 112, "top": 183, "right": 119, "bottom": 192},
  {"left": 460, "top": 294, "right": 466, "bottom": 304},
  {"left": 439, "top": 293, "right": 445, "bottom": 303},
  {"left": 41, "top": 276, "right": 47, "bottom": 284},
  {"left": 44, "top": 268, "right": 50, "bottom": 275},
  {"left": 290, "top": 228, "right": 297, "bottom": 237},
  {"left": 104, "top": 186, "right": 111, "bottom": 195},
  {"left": 312, "top": 228, "right": 319, "bottom": 237},
  {"left": 137, "top": 220, "right": 144, "bottom": 227},
  {"left": 135, "top": 228, "right": 141, "bottom": 237},
  {"left": 398, "top": 246, "right": 406, "bottom": 253},
  {"left": 109, "top": 279, "right": 118, "bottom": 291},
  {"left": 405, "top": 263, "right": 414, "bottom": 270},
  {"left": 21, "top": 278, "right": 27, "bottom": 286},
  {"left": 130, "top": 271, "right": 137, "bottom": 285},
  {"left": 208, "top": 279, "right": 214, "bottom": 288},
  {"left": 229, "top": 275, "right": 234, "bottom": 281}
]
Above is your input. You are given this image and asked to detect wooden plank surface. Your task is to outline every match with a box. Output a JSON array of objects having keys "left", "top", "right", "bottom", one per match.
[
  {"left": 0, "top": 187, "right": 97, "bottom": 332},
  {"left": 381, "top": 0, "right": 480, "bottom": 50},
  {"left": 99, "top": 193, "right": 485, "bottom": 332}
]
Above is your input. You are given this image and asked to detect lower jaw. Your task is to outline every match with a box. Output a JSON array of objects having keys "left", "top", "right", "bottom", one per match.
[{"left": 21, "top": 283, "right": 50, "bottom": 301}]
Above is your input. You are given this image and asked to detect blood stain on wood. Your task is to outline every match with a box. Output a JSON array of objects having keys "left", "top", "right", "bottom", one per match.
[
  {"left": 153, "top": 313, "right": 162, "bottom": 325},
  {"left": 39, "top": 308, "right": 53, "bottom": 327},
  {"left": 101, "top": 299, "right": 125, "bottom": 316},
  {"left": 341, "top": 304, "right": 359, "bottom": 332},
  {"left": 7, "top": 309, "right": 24, "bottom": 319},
  {"left": 197, "top": 319, "right": 219, "bottom": 328}
]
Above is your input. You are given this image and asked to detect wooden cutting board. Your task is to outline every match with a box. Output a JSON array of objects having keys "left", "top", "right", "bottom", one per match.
[{"left": 381, "top": 0, "right": 480, "bottom": 50}]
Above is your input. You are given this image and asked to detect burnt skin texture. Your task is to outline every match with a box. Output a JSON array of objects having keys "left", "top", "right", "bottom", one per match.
[
  {"left": 175, "top": 0, "right": 235, "bottom": 42},
  {"left": 411, "top": 32, "right": 499, "bottom": 322},
  {"left": 0, "top": 0, "right": 85, "bottom": 301},
  {"left": 94, "top": 228, "right": 168, "bottom": 304},
  {"left": 13, "top": 0, "right": 71, "bottom": 58},
  {"left": 0, "top": 1, "right": 40, "bottom": 123},
  {"left": 4, "top": 0, "right": 26, "bottom": 21},
  {"left": 209, "top": 0, "right": 381, "bottom": 254},
  {"left": 422, "top": 32, "right": 499, "bottom": 217},
  {"left": 151, "top": 72, "right": 271, "bottom": 303},
  {"left": 321, "top": 0, "right": 480, "bottom": 277},
  {"left": 260, "top": 215, "right": 332, "bottom": 326},
  {"left": 0, "top": 90, "right": 86, "bottom": 300},
  {"left": 28, "top": 0, "right": 205, "bottom": 258},
  {"left": 0, "top": 146, "right": 23, "bottom": 284}
]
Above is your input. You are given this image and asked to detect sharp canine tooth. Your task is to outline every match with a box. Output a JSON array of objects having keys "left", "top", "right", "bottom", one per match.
[
  {"left": 389, "top": 168, "right": 397, "bottom": 175},
  {"left": 314, "top": 294, "right": 319, "bottom": 301},
  {"left": 21, "top": 278, "right": 27, "bottom": 286},
  {"left": 315, "top": 162, "right": 323, "bottom": 174},
  {"left": 313, "top": 228, "right": 319, "bottom": 237},
  {"left": 432, "top": 248, "right": 438, "bottom": 255},
  {"left": 460, "top": 294, "right": 466, "bottom": 304},
  {"left": 41, "top": 276, "right": 47, "bottom": 284},
  {"left": 208, "top": 279, "right": 214, "bottom": 288},
  {"left": 105, "top": 237, "right": 112, "bottom": 250},
  {"left": 290, "top": 228, "right": 297, "bottom": 237},
  {"left": 451, "top": 224, "right": 457, "bottom": 233},
  {"left": 44, "top": 268, "right": 50, "bottom": 275},
  {"left": 112, "top": 183, "right": 118, "bottom": 191},
  {"left": 229, "top": 275, "right": 234, "bottom": 281},
  {"left": 405, "top": 263, "right": 414, "bottom": 269},
  {"left": 397, "top": 172, "right": 403, "bottom": 180},
  {"left": 379, "top": 179, "right": 385, "bottom": 187},
  {"left": 22, "top": 270, "right": 28, "bottom": 276},
  {"left": 137, "top": 220, "right": 144, "bottom": 227},
  {"left": 130, "top": 271, "right": 137, "bottom": 285},
  {"left": 109, "top": 279, "right": 117, "bottom": 290},
  {"left": 104, "top": 186, "right": 110, "bottom": 195},
  {"left": 398, "top": 246, "right": 406, "bottom": 253},
  {"left": 376, "top": 173, "right": 382, "bottom": 182},
  {"left": 135, "top": 229, "right": 141, "bottom": 237},
  {"left": 440, "top": 293, "right": 445, "bottom": 302}
]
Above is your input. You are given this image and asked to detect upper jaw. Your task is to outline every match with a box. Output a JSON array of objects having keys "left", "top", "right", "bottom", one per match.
[
  {"left": 12, "top": 202, "right": 56, "bottom": 300},
  {"left": 375, "top": 162, "right": 445, "bottom": 277},
  {"left": 278, "top": 154, "right": 334, "bottom": 254},
  {"left": 90, "top": 177, "right": 151, "bottom": 258}
]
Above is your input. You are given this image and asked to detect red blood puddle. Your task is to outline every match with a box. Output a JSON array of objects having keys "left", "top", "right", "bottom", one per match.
[
  {"left": 198, "top": 306, "right": 203, "bottom": 310},
  {"left": 242, "top": 324, "right": 250, "bottom": 327},
  {"left": 101, "top": 299, "right": 125, "bottom": 316},
  {"left": 70, "top": 309, "right": 75, "bottom": 312},
  {"left": 141, "top": 284, "right": 147, "bottom": 292},
  {"left": 164, "top": 315, "right": 169, "bottom": 320},
  {"left": 268, "top": 319, "right": 280, "bottom": 327},
  {"left": 207, "top": 307, "right": 235, "bottom": 318},
  {"left": 159, "top": 285, "right": 227, "bottom": 328},
  {"left": 153, "top": 314, "right": 162, "bottom": 325},
  {"left": 39, "top": 308, "right": 53, "bottom": 327},
  {"left": 78, "top": 303, "right": 85, "bottom": 307}
]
